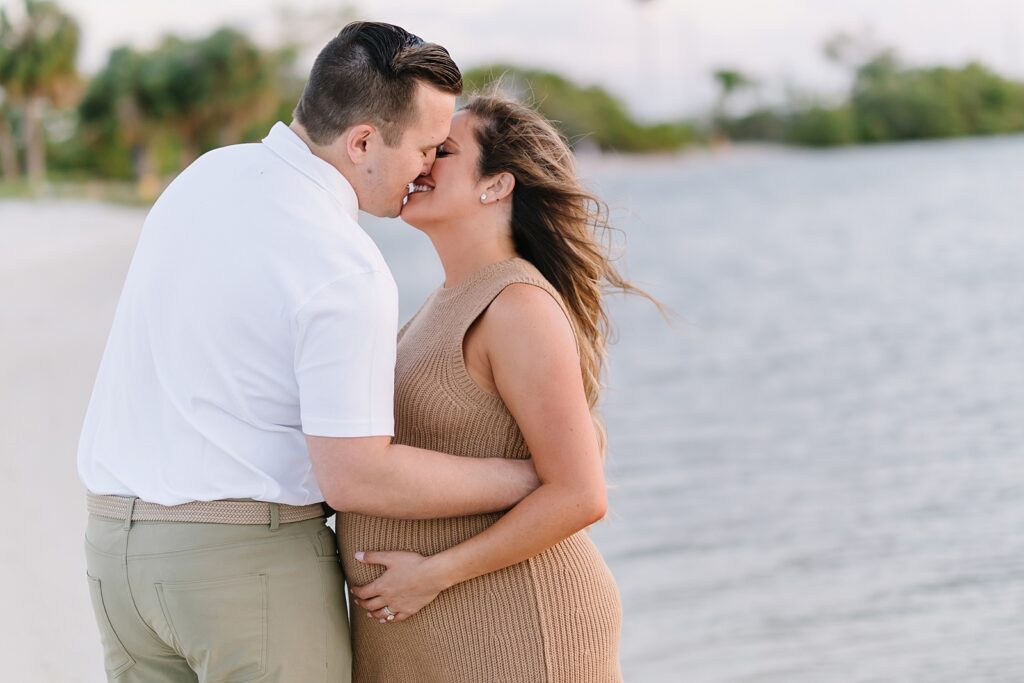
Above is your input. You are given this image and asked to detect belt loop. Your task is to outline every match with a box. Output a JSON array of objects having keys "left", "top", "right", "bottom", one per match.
[
  {"left": 269, "top": 503, "right": 280, "bottom": 532},
  {"left": 123, "top": 497, "right": 137, "bottom": 530}
]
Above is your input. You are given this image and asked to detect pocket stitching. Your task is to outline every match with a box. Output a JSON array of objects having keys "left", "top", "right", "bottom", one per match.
[
  {"left": 86, "top": 575, "right": 136, "bottom": 677},
  {"left": 155, "top": 573, "right": 268, "bottom": 683},
  {"left": 311, "top": 528, "right": 341, "bottom": 563}
]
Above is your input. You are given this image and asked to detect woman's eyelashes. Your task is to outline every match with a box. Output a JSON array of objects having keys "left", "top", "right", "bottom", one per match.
[{"left": 435, "top": 143, "right": 451, "bottom": 158}]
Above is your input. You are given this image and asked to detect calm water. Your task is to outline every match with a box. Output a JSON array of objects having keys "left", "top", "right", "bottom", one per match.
[{"left": 363, "top": 135, "right": 1024, "bottom": 682}]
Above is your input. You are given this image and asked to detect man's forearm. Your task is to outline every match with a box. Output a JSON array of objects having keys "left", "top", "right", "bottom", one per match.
[{"left": 331, "top": 444, "right": 538, "bottom": 519}]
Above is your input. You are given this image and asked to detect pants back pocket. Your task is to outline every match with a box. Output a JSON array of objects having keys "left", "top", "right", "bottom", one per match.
[{"left": 155, "top": 573, "right": 268, "bottom": 683}]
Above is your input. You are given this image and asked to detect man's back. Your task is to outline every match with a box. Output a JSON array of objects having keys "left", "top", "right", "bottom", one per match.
[{"left": 77, "top": 123, "right": 398, "bottom": 506}]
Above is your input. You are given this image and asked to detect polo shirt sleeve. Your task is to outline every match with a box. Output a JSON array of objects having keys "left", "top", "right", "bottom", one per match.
[{"left": 294, "top": 268, "right": 398, "bottom": 437}]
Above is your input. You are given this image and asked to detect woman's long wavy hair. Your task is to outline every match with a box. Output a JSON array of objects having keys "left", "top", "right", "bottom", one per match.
[{"left": 464, "top": 94, "right": 660, "bottom": 457}]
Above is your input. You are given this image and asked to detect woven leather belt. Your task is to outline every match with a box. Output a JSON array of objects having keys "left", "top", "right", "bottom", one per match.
[{"left": 87, "top": 493, "right": 326, "bottom": 525}]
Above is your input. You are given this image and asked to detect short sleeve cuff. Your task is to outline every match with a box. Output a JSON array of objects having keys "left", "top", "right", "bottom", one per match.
[{"left": 300, "top": 417, "right": 395, "bottom": 438}]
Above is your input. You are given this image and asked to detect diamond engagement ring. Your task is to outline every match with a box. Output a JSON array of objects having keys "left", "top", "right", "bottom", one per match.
[{"left": 383, "top": 605, "right": 396, "bottom": 621}]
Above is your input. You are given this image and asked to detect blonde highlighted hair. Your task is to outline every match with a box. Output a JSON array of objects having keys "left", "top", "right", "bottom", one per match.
[{"left": 464, "top": 94, "right": 660, "bottom": 456}]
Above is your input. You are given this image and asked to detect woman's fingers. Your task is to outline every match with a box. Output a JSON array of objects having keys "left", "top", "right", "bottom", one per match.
[
  {"left": 350, "top": 581, "right": 380, "bottom": 600},
  {"left": 354, "top": 550, "right": 393, "bottom": 567},
  {"left": 366, "top": 606, "right": 413, "bottom": 623},
  {"left": 353, "top": 595, "right": 388, "bottom": 613},
  {"left": 369, "top": 606, "right": 394, "bottom": 622},
  {"left": 352, "top": 595, "right": 415, "bottom": 624}
]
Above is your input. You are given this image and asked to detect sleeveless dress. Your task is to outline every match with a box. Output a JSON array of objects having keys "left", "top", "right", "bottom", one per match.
[{"left": 338, "top": 257, "right": 622, "bottom": 682}]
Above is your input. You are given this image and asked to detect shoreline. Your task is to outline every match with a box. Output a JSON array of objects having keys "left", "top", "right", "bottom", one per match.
[{"left": 4, "top": 132, "right": 1023, "bottom": 206}]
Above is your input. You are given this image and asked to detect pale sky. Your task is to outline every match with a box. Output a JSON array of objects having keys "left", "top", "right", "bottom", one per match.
[{"left": 11, "top": 0, "right": 1024, "bottom": 120}]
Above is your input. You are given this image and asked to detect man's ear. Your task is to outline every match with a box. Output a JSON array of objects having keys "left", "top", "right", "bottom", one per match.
[
  {"left": 344, "top": 125, "right": 375, "bottom": 164},
  {"left": 484, "top": 172, "right": 516, "bottom": 201}
]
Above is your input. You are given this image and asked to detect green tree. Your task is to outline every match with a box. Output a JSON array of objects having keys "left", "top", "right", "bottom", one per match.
[
  {"left": 0, "top": 0, "right": 80, "bottom": 183},
  {"left": 760, "top": 32, "right": 1024, "bottom": 147},
  {"left": 0, "top": 11, "right": 20, "bottom": 180},
  {"left": 0, "top": 94, "right": 16, "bottom": 181},
  {"left": 711, "top": 67, "right": 755, "bottom": 135},
  {"left": 854, "top": 58, "right": 1024, "bottom": 141},
  {"left": 78, "top": 27, "right": 283, "bottom": 191},
  {"left": 785, "top": 104, "right": 856, "bottom": 146},
  {"left": 134, "top": 29, "right": 277, "bottom": 165},
  {"left": 77, "top": 46, "right": 147, "bottom": 179}
]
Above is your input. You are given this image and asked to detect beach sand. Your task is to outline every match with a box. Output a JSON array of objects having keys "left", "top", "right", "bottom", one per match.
[{"left": 2, "top": 200, "right": 146, "bottom": 682}]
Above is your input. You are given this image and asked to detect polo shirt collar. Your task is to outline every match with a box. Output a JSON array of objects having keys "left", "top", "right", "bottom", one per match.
[{"left": 262, "top": 122, "right": 359, "bottom": 221}]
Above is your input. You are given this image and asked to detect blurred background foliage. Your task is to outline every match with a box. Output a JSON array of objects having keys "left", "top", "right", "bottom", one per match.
[
  {"left": 725, "top": 51, "right": 1024, "bottom": 147},
  {"left": 2, "top": 0, "right": 1024, "bottom": 196}
]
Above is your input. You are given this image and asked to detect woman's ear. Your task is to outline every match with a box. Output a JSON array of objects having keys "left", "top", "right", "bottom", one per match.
[
  {"left": 344, "top": 125, "right": 375, "bottom": 164},
  {"left": 484, "top": 172, "right": 516, "bottom": 202}
]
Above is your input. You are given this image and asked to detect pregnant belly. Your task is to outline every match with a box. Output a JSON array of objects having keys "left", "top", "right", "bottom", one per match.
[{"left": 337, "top": 511, "right": 504, "bottom": 586}]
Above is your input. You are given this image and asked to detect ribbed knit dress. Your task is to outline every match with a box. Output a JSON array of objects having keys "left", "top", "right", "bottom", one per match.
[{"left": 338, "top": 256, "right": 622, "bottom": 683}]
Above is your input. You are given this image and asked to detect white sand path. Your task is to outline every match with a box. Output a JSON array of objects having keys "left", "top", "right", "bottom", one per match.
[{"left": 2, "top": 199, "right": 147, "bottom": 682}]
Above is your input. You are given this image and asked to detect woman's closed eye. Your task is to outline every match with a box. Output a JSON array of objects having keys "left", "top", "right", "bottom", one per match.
[{"left": 435, "top": 143, "right": 452, "bottom": 158}]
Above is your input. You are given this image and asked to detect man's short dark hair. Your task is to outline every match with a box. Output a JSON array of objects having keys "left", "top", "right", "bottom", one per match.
[{"left": 293, "top": 21, "right": 462, "bottom": 147}]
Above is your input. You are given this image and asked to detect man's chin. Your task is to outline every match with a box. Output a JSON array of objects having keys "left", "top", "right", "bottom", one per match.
[
  {"left": 399, "top": 203, "right": 426, "bottom": 228},
  {"left": 363, "top": 203, "right": 403, "bottom": 219}
]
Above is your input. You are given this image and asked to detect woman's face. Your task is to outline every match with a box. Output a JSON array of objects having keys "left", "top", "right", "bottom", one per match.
[{"left": 401, "top": 110, "right": 487, "bottom": 229}]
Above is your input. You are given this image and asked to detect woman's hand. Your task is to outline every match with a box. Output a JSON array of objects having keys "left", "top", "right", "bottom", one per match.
[{"left": 350, "top": 550, "right": 451, "bottom": 623}]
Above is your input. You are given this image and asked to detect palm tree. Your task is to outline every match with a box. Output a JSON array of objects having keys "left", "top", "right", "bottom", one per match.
[
  {"left": 823, "top": 28, "right": 883, "bottom": 72},
  {"left": 78, "top": 46, "right": 152, "bottom": 181},
  {"left": 174, "top": 28, "right": 278, "bottom": 163},
  {"left": 132, "top": 29, "right": 277, "bottom": 169},
  {"left": 80, "top": 27, "right": 281, "bottom": 197},
  {"left": 0, "top": 96, "right": 17, "bottom": 181},
  {"left": 713, "top": 69, "right": 754, "bottom": 115},
  {"left": 0, "top": 0, "right": 80, "bottom": 184},
  {"left": 0, "top": 10, "right": 21, "bottom": 181},
  {"left": 712, "top": 68, "right": 755, "bottom": 139}
]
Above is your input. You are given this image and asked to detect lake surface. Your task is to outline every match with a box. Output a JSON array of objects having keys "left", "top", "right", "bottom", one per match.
[{"left": 363, "top": 135, "right": 1024, "bottom": 682}]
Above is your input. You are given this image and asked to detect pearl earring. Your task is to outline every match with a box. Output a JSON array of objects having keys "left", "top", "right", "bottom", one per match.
[{"left": 480, "top": 193, "right": 487, "bottom": 202}]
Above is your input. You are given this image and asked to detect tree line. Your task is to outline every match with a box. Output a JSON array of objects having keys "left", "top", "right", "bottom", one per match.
[
  {"left": 0, "top": 0, "right": 303, "bottom": 194},
  {"left": 715, "top": 31, "right": 1024, "bottom": 147},
  {"left": 2, "top": 1, "right": 1022, "bottom": 196}
]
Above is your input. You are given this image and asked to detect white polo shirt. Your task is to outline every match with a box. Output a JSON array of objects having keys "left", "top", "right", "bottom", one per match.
[{"left": 77, "top": 122, "right": 398, "bottom": 505}]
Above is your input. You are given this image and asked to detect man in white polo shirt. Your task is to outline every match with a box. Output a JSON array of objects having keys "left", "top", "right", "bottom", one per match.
[{"left": 78, "top": 22, "right": 537, "bottom": 683}]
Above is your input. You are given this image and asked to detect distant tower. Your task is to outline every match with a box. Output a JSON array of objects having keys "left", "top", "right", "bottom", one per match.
[
  {"left": 633, "top": 0, "right": 659, "bottom": 120},
  {"left": 1006, "top": 3, "right": 1023, "bottom": 78}
]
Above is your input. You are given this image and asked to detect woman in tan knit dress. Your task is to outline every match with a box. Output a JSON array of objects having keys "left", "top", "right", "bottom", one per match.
[{"left": 340, "top": 95, "right": 651, "bottom": 682}]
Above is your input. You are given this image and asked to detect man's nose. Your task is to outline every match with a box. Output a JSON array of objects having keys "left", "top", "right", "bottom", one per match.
[{"left": 421, "top": 150, "right": 436, "bottom": 176}]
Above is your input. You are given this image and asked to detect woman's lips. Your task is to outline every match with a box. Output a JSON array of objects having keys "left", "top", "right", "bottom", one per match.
[
  {"left": 403, "top": 182, "right": 433, "bottom": 205},
  {"left": 403, "top": 182, "right": 433, "bottom": 206}
]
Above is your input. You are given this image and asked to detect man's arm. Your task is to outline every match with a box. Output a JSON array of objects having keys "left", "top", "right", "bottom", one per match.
[
  {"left": 297, "top": 270, "right": 537, "bottom": 518},
  {"left": 306, "top": 435, "right": 539, "bottom": 519}
]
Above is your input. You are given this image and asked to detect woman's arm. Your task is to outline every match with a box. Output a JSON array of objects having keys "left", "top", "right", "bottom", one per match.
[{"left": 351, "top": 283, "right": 607, "bottom": 621}]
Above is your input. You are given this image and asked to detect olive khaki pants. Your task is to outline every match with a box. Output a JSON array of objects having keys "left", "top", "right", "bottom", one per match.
[{"left": 84, "top": 510, "right": 352, "bottom": 682}]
